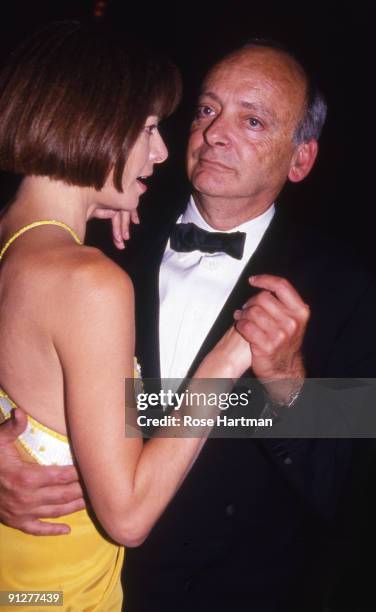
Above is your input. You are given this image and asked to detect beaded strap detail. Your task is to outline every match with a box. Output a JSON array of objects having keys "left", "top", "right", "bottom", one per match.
[
  {"left": 0, "top": 389, "right": 73, "bottom": 466},
  {"left": 0, "top": 220, "right": 83, "bottom": 262}
]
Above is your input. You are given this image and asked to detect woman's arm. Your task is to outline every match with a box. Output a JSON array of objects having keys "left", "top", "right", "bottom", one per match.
[{"left": 56, "top": 254, "right": 251, "bottom": 546}]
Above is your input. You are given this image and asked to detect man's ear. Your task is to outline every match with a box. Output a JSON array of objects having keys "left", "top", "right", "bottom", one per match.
[{"left": 288, "top": 140, "right": 318, "bottom": 183}]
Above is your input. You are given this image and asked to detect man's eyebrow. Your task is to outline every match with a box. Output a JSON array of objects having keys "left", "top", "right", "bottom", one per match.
[
  {"left": 240, "top": 101, "right": 276, "bottom": 121},
  {"left": 198, "top": 92, "right": 276, "bottom": 121},
  {"left": 198, "top": 91, "right": 221, "bottom": 104}
]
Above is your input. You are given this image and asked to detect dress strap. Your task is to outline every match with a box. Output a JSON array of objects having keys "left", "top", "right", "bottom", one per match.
[{"left": 0, "top": 220, "right": 83, "bottom": 262}]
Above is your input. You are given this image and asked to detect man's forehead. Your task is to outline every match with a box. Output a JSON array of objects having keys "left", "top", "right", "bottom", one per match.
[{"left": 202, "top": 47, "right": 307, "bottom": 98}]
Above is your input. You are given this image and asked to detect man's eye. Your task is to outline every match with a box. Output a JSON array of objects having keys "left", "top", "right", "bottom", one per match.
[
  {"left": 248, "top": 117, "right": 262, "bottom": 129},
  {"left": 196, "top": 105, "right": 214, "bottom": 118}
]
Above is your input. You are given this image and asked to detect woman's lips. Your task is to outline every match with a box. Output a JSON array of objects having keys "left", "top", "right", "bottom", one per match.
[
  {"left": 137, "top": 179, "right": 147, "bottom": 192},
  {"left": 136, "top": 175, "right": 151, "bottom": 192}
]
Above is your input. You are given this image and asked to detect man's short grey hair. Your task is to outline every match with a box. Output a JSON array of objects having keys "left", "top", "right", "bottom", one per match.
[
  {"left": 241, "top": 38, "right": 327, "bottom": 144},
  {"left": 293, "top": 84, "right": 327, "bottom": 144}
]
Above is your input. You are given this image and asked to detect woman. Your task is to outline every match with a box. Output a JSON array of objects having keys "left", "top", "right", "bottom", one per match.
[{"left": 0, "top": 21, "right": 251, "bottom": 610}]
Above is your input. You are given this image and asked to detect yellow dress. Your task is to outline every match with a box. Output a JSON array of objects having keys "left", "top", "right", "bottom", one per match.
[{"left": 0, "top": 221, "right": 129, "bottom": 611}]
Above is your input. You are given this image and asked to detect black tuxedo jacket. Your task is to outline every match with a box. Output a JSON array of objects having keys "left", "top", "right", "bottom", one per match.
[{"left": 122, "top": 204, "right": 376, "bottom": 612}]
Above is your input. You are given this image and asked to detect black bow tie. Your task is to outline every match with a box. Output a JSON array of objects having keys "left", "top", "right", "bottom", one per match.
[{"left": 170, "top": 222, "right": 246, "bottom": 260}]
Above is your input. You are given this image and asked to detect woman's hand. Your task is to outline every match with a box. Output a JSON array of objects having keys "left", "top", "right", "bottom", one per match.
[
  {"left": 91, "top": 209, "right": 140, "bottom": 250},
  {"left": 202, "top": 326, "right": 252, "bottom": 380},
  {"left": 111, "top": 210, "right": 140, "bottom": 249}
]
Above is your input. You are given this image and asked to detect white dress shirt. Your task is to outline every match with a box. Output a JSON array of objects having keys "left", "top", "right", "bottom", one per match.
[{"left": 159, "top": 196, "right": 275, "bottom": 381}]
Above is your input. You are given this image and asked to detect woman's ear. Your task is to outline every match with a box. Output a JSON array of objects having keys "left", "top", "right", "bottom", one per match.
[{"left": 288, "top": 140, "right": 318, "bottom": 183}]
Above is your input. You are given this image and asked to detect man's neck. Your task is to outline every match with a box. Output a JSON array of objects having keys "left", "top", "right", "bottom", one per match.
[{"left": 192, "top": 193, "right": 274, "bottom": 230}]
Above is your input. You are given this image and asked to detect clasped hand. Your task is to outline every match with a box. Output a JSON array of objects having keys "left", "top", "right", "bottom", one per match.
[{"left": 234, "top": 274, "right": 310, "bottom": 403}]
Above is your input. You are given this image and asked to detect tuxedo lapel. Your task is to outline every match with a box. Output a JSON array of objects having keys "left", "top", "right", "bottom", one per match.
[
  {"left": 133, "top": 214, "right": 179, "bottom": 382},
  {"left": 134, "top": 251, "right": 162, "bottom": 381},
  {"left": 187, "top": 208, "right": 293, "bottom": 377}
]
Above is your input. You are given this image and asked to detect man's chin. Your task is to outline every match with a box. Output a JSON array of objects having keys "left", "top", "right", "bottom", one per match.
[{"left": 191, "top": 173, "right": 231, "bottom": 197}]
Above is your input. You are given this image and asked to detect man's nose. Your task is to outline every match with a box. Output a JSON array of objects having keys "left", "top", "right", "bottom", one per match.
[
  {"left": 204, "top": 114, "right": 231, "bottom": 147},
  {"left": 152, "top": 131, "right": 168, "bottom": 164}
]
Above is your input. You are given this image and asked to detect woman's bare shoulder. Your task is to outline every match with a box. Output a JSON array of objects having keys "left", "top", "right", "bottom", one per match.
[
  {"left": 51, "top": 245, "right": 136, "bottom": 382},
  {"left": 69, "top": 245, "right": 131, "bottom": 284},
  {"left": 62, "top": 245, "right": 133, "bottom": 302},
  {"left": 35, "top": 245, "right": 135, "bottom": 321}
]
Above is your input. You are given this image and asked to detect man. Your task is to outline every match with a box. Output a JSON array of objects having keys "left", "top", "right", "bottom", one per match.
[{"left": 1, "top": 40, "right": 375, "bottom": 611}]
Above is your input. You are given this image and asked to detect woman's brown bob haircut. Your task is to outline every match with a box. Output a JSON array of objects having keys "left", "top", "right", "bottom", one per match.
[{"left": 0, "top": 21, "right": 181, "bottom": 191}]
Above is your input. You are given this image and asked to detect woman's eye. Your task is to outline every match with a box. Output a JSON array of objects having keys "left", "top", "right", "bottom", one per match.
[{"left": 145, "top": 124, "right": 158, "bottom": 134}]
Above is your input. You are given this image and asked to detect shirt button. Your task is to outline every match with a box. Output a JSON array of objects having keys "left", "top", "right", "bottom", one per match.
[
  {"left": 284, "top": 457, "right": 293, "bottom": 465},
  {"left": 201, "top": 256, "right": 219, "bottom": 270}
]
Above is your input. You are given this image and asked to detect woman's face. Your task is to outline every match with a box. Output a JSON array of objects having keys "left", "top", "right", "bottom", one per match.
[{"left": 96, "top": 115, "right": 168, "bottom": 211}]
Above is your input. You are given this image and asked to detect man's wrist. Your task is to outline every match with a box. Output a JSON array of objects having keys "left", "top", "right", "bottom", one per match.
[
  {"left": 260, "top": 378, "right": 304, "bottom": 422},
  {"left": 264, "top": 376, "right": 304, "bottom": 403}
]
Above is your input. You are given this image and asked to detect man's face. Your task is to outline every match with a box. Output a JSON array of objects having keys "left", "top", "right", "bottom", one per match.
[{"left": 187, "top": 48, "right": 308, "bottom": 209}]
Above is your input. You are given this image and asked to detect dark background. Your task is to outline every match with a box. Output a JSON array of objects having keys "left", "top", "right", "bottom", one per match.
[
  {"left": 0, "top": 3, "right": 374, "bottom": 610},
  {"left": 0, "top": 0, "right": 373, "bottom": 269}
]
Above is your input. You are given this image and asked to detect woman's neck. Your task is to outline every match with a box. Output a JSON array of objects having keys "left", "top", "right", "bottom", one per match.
[{"left": 0, "top": 176, "right": 92, "bottom": 243}]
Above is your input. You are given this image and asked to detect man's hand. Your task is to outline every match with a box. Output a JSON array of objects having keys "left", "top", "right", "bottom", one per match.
[
  {"left": 234, "top": 274, "right": 310, "bottom": 403},
  {"left": 0, "top": 408, "right": 85, "bottom": 535}
]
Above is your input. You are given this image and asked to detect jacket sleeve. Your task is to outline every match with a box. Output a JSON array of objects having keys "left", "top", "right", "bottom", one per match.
[{"left": 260, "top": 276, "right": 376, "bottom": 520}]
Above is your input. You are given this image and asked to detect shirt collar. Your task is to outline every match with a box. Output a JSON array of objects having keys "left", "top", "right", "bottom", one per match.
[{"left": 182, "top": 196, "right": 275, "bottom": 231}]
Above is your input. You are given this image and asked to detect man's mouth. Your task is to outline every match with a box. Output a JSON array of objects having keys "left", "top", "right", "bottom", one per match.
[{"left": 198, "top": 158, "right": 232, "bottom": 171}]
